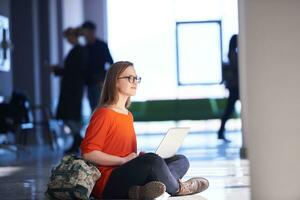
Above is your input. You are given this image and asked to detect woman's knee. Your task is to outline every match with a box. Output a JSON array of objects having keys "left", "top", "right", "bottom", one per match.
[
  {"left": 143, "top": 153, "right": 165, "bottom": 167},
  {"left": 173, "top": 154, "right": 190, "bottom": 172},
  {"left": 176, "top": 154, "right": 189, "bottom": 166}
]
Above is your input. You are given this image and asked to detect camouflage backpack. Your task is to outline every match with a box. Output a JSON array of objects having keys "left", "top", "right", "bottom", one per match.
[{"left": 45, "top": 155, "right": 101, "bottom": 200}]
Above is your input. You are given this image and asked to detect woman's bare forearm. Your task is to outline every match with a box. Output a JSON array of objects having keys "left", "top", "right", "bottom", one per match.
[
  {"left": 83, "top": 150, "right": 125, "bottom": 166},
  {"left": 83, "top": 150, "right": 137, "bottom": 166}
]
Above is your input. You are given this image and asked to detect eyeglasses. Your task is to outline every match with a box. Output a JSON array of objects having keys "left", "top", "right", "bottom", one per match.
[{"left": 118, "top": 75, "right": 142, "bottom": 83}]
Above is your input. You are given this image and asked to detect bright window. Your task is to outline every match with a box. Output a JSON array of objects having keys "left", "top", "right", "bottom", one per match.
[
  {"left": 176, "top": 21, "right": 222, "bottom": 85},
  {"left": 107, "top": 0, "right": 238, "bottom": 100}
]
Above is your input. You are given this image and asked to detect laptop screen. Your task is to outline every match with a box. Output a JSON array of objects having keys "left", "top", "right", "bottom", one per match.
[{"left": 155, "top": 127, "right": 190, "bottom": 159}]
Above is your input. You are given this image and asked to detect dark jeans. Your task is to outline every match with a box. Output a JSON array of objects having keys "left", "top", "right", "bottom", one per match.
[
  {"left": 87, "top": 84, "right": 101, "bottom": 111},
  {"left": 218, "top": 87, "right": 239, "bottom": 139},
  {"left": 102, "top": 153, "right": 189, "bottom": 199}
]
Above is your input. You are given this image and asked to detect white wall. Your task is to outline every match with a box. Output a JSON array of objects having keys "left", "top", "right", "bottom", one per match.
[
  {"left": 83, "top": 0, "right": 107, "bottom": 40},
  {"left": 62, "top": 0, "right": 84, "bottom": 56},
  {"left": 239, "top": 0, "right": 300, "bottom": 199}
]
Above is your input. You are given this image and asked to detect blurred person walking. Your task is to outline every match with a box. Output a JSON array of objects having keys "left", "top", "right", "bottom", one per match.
[
  {"left": 80, "top": 21, "right": 114, "bottom": 111},
  {"left": 218, "top": 34, "right": 239, "bottom": 142},
  {"left": 52, "top": 27, "right": 86, "bottom": 154}
]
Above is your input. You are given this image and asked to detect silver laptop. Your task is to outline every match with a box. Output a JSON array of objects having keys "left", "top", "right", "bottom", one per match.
[{"left": 155, "top": 127, "right": 190, "bottom": 159}]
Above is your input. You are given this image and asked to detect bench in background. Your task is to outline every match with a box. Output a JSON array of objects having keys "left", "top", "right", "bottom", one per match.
[{"left": 129, "top": 98, "right": 239, "bottom": 122}]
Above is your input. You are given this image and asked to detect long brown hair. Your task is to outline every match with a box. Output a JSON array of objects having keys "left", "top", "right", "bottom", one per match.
[{"left": 99, "top": 61, "right": 134, "bottom": 108}]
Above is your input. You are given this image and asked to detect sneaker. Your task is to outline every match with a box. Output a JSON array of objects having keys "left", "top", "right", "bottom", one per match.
[
  {"left": 218, "top": 138, "right": 231, "bottom": 143},
  {"left": 128, "top": 181, "right": 166, "bottom": 200},
  {"left": 218, "top": 135, "right": 231, "bottom": 143},
  {"left": 176, "top": 177, "right": 209, "bottom": 196}
]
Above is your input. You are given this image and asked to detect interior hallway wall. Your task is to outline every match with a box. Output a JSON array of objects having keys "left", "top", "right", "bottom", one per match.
[
  {"left": 49, "top": 0, "right": 63, "bottom": 113},
  {"left": 10, "top": 0, "right": 61, "bottom": 145},
  {"left": 0, "top": 0, "right": 12, "bottom": 98},
  {"left": 62, "top": 0, "right": 84, "bottom": 56},
  {"left": 239, "top": 0, "right": 300, "bottom": 199},
  {"left": 10, "top": 0, "right": 39, "bottom": 105},
  {"left": 83, "top": 0, "right": 107, "bottom": 40}
]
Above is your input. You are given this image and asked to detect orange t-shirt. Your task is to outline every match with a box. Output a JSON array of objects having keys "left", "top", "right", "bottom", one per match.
[{"left": 80, "top": 107, "right": 137, "bottom": 198}]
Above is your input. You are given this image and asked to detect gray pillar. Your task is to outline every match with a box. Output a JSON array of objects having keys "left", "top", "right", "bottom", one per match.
[
  {"left": 238, "top": 0, "right": 248, "bottom": 160},
  {"left": 49, "top": 0, "right": 63, "bottom": 113},
  {"left": 11, "top": 0, "right": 60, "bottom": 110},
  {"left": 11, "top": 0, "right": 38, "bottom": 105},
  {"left": 10, "top": 0, "right": 61, "bottom": 145},
  {"left": 39, "top": 0, "right": 52, "bottom": 109},
  {"left": 239, "top": 0, "right": 300, "bottom": 199}
]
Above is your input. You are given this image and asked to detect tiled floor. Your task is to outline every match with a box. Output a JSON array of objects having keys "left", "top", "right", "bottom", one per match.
[{"left": 0, "top": 127, "right": 250, "bottom": 200}]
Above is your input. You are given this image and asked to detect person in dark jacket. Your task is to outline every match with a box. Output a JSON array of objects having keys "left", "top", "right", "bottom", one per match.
[
  {"left": 80, "top": 21, "right": 114, "bottom": 111},
  {"left": 218, "top": 34, "right": 239, "bottom": 142},
  {"left": 52, "top": 27, "right": 86, "bottom": 154}
]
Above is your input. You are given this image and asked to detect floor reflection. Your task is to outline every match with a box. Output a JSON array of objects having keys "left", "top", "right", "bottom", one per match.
[{"left": 0, "top": 128, "right": 250, "bottom": 199}]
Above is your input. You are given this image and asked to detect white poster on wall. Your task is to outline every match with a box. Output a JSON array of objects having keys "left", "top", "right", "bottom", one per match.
[{"left": 0, "top": 15, "right": 11, "bottom": 72}]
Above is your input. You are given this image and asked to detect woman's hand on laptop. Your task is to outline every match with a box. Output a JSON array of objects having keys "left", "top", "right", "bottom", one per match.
[
  {"left": 122, "top": 152, "right": 137, "bottom": 164},
  {"left": 138, "top": 151, "right": 146, "bottom": 156}
]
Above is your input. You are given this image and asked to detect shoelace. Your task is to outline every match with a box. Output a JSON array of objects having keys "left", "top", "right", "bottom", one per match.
[{"left": 179, "top": 179, "right": 200, "bottom": 194}]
